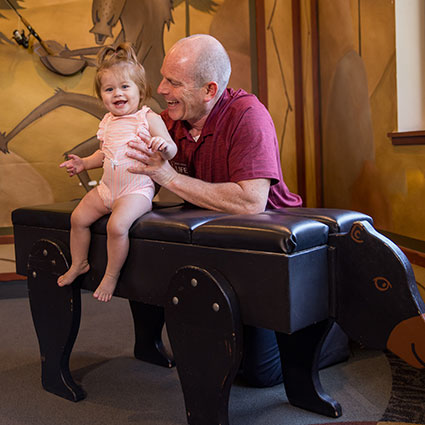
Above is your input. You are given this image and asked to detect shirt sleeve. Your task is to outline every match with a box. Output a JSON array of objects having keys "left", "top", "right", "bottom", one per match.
[{"left": 227, "top": 101, "right": 282, "bottom": 186}]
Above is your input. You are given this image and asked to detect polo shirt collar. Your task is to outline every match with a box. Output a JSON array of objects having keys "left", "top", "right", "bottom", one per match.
[
  {"left": 164, "top": 89, "right": 234, "bottom": 143},
  {"left": 199, "top": 89, "right": 230, "bottom": 137}
]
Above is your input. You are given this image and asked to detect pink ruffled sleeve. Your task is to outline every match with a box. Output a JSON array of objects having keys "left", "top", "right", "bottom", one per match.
[
  {"left": 136, "top": 106, "right": 151, "bottom": 138},
  {"left": 96, "top": 113, "right": 110, "bottom": 141}
]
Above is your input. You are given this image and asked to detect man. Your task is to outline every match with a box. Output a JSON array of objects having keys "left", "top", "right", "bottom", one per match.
[
  {"left": 128, "top": 34, "right": 301, "bottom": 215},
  {"left": 127, "top": 34, "right": 346, "bottom": 386}
]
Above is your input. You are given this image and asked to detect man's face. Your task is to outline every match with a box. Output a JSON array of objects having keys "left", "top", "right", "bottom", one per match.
[{"left": 157, "top": 52, "right": 208, "bottom": 127}]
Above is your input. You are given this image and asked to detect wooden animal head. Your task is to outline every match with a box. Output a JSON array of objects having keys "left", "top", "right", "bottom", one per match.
[{"left": 331, "top": 220, "right": 425, "bottom": 369}]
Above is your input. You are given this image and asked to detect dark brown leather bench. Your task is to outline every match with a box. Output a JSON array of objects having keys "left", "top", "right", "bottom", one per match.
[{"left": 12, "top": 201, "right": 425, "bottom": 425}]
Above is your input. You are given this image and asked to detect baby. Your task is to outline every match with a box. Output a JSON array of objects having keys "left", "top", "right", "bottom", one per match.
[{"left": 58, "top": 42, "right": 177, "bottom": 302}]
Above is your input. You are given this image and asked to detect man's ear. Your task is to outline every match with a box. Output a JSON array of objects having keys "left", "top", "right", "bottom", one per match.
[{"left": 204, "top": 81, "right": 218, "bottom": 100}]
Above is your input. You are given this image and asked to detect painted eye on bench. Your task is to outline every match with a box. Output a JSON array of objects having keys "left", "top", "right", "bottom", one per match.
[{"left": 373, "top": 276, "right": 392, "bottom": 292}]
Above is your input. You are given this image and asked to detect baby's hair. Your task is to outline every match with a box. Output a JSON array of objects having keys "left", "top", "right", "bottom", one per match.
[{"left": 94, "top": 42, "right": 151, "bottom": 104}]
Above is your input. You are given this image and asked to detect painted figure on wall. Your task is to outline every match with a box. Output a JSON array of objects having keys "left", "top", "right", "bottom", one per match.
[
  {"left": 0, "top": 0, "right": 251, "bottom": 194},
  {"left": 0, "top": 0, "right": 174, "bottom": 193},
  {"left": 2, "top": 0, "right": 173, "bottom": 104},
  {"left": 0, "top": 0, "right": 19, "bottom": 45}
]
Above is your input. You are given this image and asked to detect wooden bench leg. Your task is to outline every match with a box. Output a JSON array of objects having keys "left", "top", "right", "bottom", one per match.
[
  {"left": 129, "top": 301, "right": 175, "bottom": 368},
  {"left": 27, "top": 239, "right": 85, "bottom": 402},
  {"left": 275, "top": 319, "right": 342, "bottom": 418},
  {"left": 165, "top": 266, "right": 243, "bottom": 425}
]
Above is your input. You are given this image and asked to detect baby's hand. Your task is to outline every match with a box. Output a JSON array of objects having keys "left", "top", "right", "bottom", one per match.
[
  {"left": 59, "top": 154, "right": 84, "bottom": 177},
  {"left": 145, "top": 136, "right": 169, "bottom": 153}
]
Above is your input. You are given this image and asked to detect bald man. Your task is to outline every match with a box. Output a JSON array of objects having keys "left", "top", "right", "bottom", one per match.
[
  {"left": 127, "top": 34, "right": 346, "bottom": 387},
  {"left": 128, "top": 34, "right": 300, "bottom": 214}
]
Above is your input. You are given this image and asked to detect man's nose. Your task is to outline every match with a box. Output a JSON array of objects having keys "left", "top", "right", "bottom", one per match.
[{"left": 157, "top": 78, "right": 167, "bottom": 95}]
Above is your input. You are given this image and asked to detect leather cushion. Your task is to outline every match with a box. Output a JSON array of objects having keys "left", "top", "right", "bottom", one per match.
[
  {"left": 192, "top": 212, "right": 328, "bottom": 254},
  {"left": 272, "top": 207, "right": 373, "bottom": 233},
  {"left": 12, "top": 202, "right": 329, "bottom": 253},
  {"left": 11, "top": 201, "right": 78, "bottom": 231}
]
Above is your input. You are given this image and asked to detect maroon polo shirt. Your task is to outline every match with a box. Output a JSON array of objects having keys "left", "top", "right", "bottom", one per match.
[{"left": 161, "top": 88, "right": 302, "bottom": 209}]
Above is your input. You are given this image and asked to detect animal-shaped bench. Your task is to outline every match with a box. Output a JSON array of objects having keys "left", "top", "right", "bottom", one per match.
[{"left": 12, "top": 201, "right": 425, "bottom": 425}]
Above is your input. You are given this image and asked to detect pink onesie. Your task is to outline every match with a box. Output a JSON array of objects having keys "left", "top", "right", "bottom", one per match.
[{"left": 96, "top": 106, "right": 155, "bottom": 209}]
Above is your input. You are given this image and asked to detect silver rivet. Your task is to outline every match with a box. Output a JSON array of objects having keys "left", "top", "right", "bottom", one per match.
[
  {"left": 51, "top": 260, "right": 56, "bottom": 266},
  {"left": 43, "top": 249, "right": 48, "bottom": 256},
  {"left": 191, "top": 278, "right": 198, "bottom": 287},
  {"left": 172, "top": 296, "right": 179, "bottom": 305},
  {"left": 32, "top": 271, "right": 37, "bottom": 278},
  {"left": 212, "top": 303, "right": 220, "bottom": 312}
]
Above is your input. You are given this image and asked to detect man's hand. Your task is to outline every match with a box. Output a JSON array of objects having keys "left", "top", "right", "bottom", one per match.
[
  {"left": 127, "top": 140, "right": 178, "bottom": 187},
  {"left": 59, "top": 154, "right": 85, "bottom": 177}
]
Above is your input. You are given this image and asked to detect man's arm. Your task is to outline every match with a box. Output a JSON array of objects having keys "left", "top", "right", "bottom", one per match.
[
  {"left": 126, "top": 144, "right": 270, "bottom": 214},
  {"left": 166, "top": 173, "right": 270, "bottom": 214}
]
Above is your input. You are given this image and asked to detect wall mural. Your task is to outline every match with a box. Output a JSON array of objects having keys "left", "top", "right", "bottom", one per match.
[
  {"left": 319, "top": 0, "right": 392, "bottom": 231},
  {"left": 0, "top": 0, "right": 254, "bottom": 227},
  {"left": 318, "top": 0, "right": 425, "bottom": 245},
  {"left": 0, "top": 0, "right": 16, "bottom": 45},
  {"left": 1, "top": 0, "right": 175, "bottom": 192},
  {"left": 3, "top": 0, "right": 422, "bottom": 248},
  {"left": 3, "top": 0, "right": 91, "bottom": 76}
]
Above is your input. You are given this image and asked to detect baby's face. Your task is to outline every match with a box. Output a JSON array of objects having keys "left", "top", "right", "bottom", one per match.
[{"left": 100, "top": 68, "right": 140, "bottom": 116}]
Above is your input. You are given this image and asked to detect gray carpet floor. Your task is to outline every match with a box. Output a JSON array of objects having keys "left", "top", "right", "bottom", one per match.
[{"left": 0, "top": 288, "right": 395, "bottom": 425}]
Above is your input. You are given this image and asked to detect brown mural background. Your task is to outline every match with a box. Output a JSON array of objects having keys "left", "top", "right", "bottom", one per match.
[
  {"left": 1, "top": 0, "right": 425, "bottom": 254},
  {"left": 0, "top": 0, "right": 271, "bottom": 227},
  {"left": 317, "top": 0, "right": 425, "bottom": 242}
]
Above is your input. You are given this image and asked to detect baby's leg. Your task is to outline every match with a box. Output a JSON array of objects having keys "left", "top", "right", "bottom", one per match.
[
  {"left": 93, "top": 194, "right": 152, "bottom": 302},
  {"left": 58, "top": 189, "right": 110, "bottom": 286}
]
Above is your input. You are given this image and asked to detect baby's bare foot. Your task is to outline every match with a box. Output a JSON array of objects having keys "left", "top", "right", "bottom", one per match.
[
  {"left": 93, "top": 272, "right": 119, "bottom": 302},
  {"left": 57, "top": 261, "right": 90, "bottom": 286}
]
